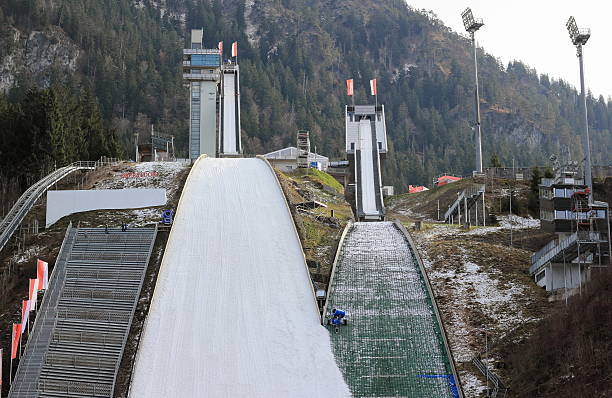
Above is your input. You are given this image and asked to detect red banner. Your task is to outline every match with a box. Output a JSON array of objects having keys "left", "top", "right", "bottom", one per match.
[
  {"left": 232, "top": 41, "right": 238, "bottom": 57},
  {"left": 21, "top": 300, "right": 30, "bottom": 334},
  {"left": 37, "top": 259, "right": 48, "bottom": 290},
  {"left": 370, "top": 78, "right": 377, "bottom": 96},
  {"left": 11, "top": 324, "right": 21, "bottom": 359},
  {"left": 346, "top": 79, "right": 354, "bottom": 96}
]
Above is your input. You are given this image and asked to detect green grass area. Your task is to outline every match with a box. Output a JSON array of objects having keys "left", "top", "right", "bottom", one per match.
[{"left": 289, "top": 168, "right": 344, "bottom": 194}]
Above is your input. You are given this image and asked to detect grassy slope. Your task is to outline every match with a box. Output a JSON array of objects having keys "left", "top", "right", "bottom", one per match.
[
  {"left": 387, "top": 176, "right": 532, "bottom": 222},
  {"left": 275, "top": 168, "right": 352, "bottom": 289}
]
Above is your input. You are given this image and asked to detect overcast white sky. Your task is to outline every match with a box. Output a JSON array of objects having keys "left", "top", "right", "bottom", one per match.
[{"left": 406, "top": 1, "right": 612, "bottom": 99}]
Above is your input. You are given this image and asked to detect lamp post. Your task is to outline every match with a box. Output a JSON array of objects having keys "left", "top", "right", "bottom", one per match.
[
  {"left": 462, "top": 8, "right": 484, "bottom": 175},
  {"left": 566, "top": 16, "right": 593, "bottom": 202}
]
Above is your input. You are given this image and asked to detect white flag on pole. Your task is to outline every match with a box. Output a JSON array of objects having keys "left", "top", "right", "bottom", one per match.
[
  {"left": 29, "top": 278, "right": 39, "bottom": 311},
  {"left": 21, "top": 300, "right": 30, "bottom": 334}
]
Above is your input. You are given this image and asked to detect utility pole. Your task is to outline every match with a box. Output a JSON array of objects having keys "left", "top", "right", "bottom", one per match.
[
  {"left": 566, "top": 17, "right": 593, "bottom": 203},
  {"left": 462, "top": 8, "right": 484, "bottom": 175},
  {"left": 509, "top": 183, "right": 513, "bottom": 247}
]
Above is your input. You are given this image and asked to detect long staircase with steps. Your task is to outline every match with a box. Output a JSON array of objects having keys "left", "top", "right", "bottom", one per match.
[{"left": 9, "top": 225, "right": 157, "bottom": 398}]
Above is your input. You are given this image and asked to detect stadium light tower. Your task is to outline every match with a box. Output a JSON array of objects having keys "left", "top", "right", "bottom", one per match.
[
  {"left": 566, "top": 16, "right": 593, "bottom": 200},
  {"left": 462, "top": 8, "right": 484, "bottom": 175}
]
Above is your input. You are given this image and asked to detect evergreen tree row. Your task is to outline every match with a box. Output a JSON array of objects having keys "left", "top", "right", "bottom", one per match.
[{"left": 0, "top": 87, "right": 121, "bottom": 186}]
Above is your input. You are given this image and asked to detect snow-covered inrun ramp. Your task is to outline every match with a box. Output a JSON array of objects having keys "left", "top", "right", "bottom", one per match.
[{"left": 129, "top": 157, "right": 349, "bottom": 397}]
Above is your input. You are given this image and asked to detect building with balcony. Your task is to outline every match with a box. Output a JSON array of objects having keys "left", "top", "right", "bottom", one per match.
[{"left": 531, "top": 166, "right": 610, "bottom": 294}]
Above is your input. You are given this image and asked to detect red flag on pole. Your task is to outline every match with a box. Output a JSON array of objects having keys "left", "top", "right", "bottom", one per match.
[
  {"left": 346, "top": 79, "right": 354, "bottom": 96},
  {"left": 11, "top": 324, "right": 21, "bottom": 359},
  {"left": 370, "top": 79, "right": 377, "bottom": 96},
  {"left": 21, "top": 300, "right": 30, "bottom": 334},
  {"left": 231, "top": 41, "right": 238, "bottom": 57},
  {"left": 0, "top": 348, "right": 3, "bottom": 388},
  {"left": 37, "top": 259, "right": 48, "bottom": 290},
  {"left": 218, "top": 41, "right": 223, "bottom": 54},
  {"left": 29, "top": 278, "right": 39, "bottom": 311}
]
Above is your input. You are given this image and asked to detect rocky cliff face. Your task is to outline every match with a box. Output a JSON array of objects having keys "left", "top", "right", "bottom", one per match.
[{"left": 0, "top": 24, "right": 79, "bottom": 93}]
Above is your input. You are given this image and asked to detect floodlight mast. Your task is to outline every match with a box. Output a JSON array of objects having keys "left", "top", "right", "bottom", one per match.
[
  {"left": 567, "top": 16, "right": 593, "bottom": 201},
  {"left": 462, "top": 7, "right": 484, "bottom": 175}
]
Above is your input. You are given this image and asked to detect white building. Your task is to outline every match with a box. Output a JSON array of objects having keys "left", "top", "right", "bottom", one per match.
[{"left": 263, "top": 147, "right": 329, "bottom": 172}]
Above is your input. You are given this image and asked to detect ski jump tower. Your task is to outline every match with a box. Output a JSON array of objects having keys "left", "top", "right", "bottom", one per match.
[
  {"left": 183, "top": 29, "right": 242, "bottom": 159},
  {"left": 346, "top": 105, "right": 388, "bottom": 221}
]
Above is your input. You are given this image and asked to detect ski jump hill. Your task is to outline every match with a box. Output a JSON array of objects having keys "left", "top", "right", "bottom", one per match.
[{"left": 129, "top": 157, "right": 349, "bottom": 397}]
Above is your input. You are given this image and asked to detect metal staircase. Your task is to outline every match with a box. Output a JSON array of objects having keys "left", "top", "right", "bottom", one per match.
[
  {"left": 444, "top": 184, "right": 485, "bottom": 224},
  {"left": 296, "top": 130, "right": 310, "bottom": 169},
  {"left": 9, "top": 226, "right": 157, "bottom": 398},
  {"left": 529, "top": 231, "right": 604, "bottom": 274}
]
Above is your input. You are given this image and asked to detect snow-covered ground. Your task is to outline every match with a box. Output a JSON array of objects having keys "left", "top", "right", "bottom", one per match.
[
  {"left": 78, "top": 161, "right": 190, "bottom": 226},
  {"left": 129, "top": 157, "right": 349, "bottom": 397},
  {"left": 93, "top": 161, "right": 188, "bottom": 199},
  {"left": 415, "top": 215, "right": 540, "bottom": 241}
]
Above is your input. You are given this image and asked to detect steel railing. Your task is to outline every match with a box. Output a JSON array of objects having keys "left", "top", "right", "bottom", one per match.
[
  {"left": 0, "top": 158, "right": 119, "bottom": 254},
  {"left": 472, "top": 357, "right": 508, "bottom": 398},
  {"left": 530, "top": 231, "right": 603, "bottom": 274},
  {"left": 444, "top": 184, "right": 485, "bottom": 222}
]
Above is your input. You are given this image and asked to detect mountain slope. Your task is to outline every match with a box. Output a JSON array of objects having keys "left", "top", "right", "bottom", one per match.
[{"left": 0, "top": 0, "right": 610, "bottom": 190}]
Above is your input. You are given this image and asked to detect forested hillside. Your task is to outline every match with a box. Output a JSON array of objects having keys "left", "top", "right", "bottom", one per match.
[{"left": 1, "top": 0, "right": 611, "bottom": 191}]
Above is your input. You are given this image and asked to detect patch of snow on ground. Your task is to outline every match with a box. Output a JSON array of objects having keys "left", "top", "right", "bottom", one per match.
[
  {"left": 10, "top": 245, "right": 43, "bottom": 264},
  {"left": 129, "top": 208, "right": 165, "bottom": 226},
  {"left": 460, "top": 372, "right": 487, "bottom": 397},
  {"left": 463, "top": 215, "right": 540, "bottom": 236},
  {"left": 94, "top": 161, "right": 188, "bottom": 198},
  {"left": 423, "top": 245, "right": 528, "bottom": 362},
  {"left": 414, "top": 223, "right": 544, "bottom": 396}
]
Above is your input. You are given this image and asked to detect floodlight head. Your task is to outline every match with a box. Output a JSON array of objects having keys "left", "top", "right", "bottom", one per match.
[
  {"left": 566, "top": 16, "right": 590, "bottom": 46},
  {"left": 462, "top": 7, "right": 484, "bottom": 33}
]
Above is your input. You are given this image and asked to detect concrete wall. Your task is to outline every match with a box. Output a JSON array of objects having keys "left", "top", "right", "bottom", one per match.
[
  {"left": 537, "top": 262, "right": 588, "bottom": 292},
  {"left": 46, "top": 189, "right": 167, "bottom": 227}
]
